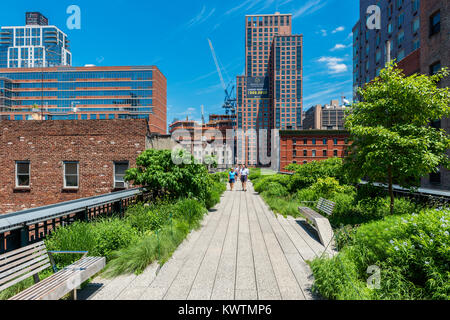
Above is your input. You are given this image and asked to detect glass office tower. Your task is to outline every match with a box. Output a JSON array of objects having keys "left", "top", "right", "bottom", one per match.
[
  {"left": 0, "top": 65, "right": 167, "bottom": 134},
  {"left": 0, "top": 12, "right": 72, "bottom": 68}
]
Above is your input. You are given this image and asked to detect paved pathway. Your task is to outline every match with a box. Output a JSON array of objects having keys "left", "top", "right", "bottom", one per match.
[{"left": 79, "top": 182, "right": 334, "bottom": 300}]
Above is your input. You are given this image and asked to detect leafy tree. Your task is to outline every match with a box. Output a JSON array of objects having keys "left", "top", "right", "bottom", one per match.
[
  {"left": 125, "top": 149, "right": 211, "bottom": 203},
  {"left": 345, "top": 62, "right": 450, "bottom": 214}
]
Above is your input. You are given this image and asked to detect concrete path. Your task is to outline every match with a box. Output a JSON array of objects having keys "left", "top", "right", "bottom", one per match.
[{"left": 79, "top": 182, "right": 333, "bottom": 300}]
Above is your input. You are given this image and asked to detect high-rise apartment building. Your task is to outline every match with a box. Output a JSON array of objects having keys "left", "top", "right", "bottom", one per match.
[
  {"left": 0, "top": 66, "right": 167, "bottom": 134},
  {"left": 236, "top": 13, "right": 303, "bottom": 165},
  {"left": 353, "top": 0, "right": 421, "bottom": 97},
  {"left": 353, "top": 0, "right": 449, "bottom": 190},
  {"left": 0, "top": 12, "right": 71, "bottom": 68}
]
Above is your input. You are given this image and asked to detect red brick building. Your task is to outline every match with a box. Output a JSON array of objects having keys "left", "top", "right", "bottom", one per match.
[
  {"left": 0, "top": 119, "right": 152, "bottom": 214},
  {"left": 279, "top": 130, "right": 351, "bottom": 172}
]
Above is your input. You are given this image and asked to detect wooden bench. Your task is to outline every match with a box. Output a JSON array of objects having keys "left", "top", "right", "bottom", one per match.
[
  {"left": 0, "top": 241, "right": 105, "bottom": 300},
  {"left": 299, "top": 198, "right": 335, "bottom": 247}
]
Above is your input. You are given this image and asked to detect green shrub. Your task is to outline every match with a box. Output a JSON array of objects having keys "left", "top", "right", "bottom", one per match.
[
  {"left": 254, "top": 175, "right": 290, "bottom": 193},
  {"left": 125, "top": 149, "right": 211, "bottom": 203},
  {"left": 311, "top": 208, "right": 450, "bottom": 300},
  {"left": 264, "top": 182, "right": 288, "bottom": 198},
  {"left": 45, "top": 218, "right": 139, "bottom": 267},
  {"left": 93, "top": 218, "right": 139, "bottom": 260},
  {"left": 261, "top": 193, "right": 301, "bottom": 217},
  {"left": 249, "top": 168, "right": 261, "bottom": 181},
  {"left": 173, "top": 198, "right": 207, "bottom": 228}
]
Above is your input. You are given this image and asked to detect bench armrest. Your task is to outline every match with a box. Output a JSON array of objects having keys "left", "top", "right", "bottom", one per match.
[{"left": 47, "top": 251, "right": 89, "bottom": 272}]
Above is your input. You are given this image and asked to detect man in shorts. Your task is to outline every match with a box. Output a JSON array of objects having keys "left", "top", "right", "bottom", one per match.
[{"left": 240, "top": 165, "right": 249, "bottom": 192}]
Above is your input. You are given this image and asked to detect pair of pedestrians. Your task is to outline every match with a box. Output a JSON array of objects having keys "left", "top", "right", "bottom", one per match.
[{"left": 228, "top": 165, "right": 249, "bottom": 192}]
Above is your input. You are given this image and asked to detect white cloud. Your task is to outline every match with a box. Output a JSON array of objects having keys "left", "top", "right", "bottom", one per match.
[
  {"left": 320, "top": 29, "right": 327, "bottom": 36},
  {"left": 331, "top": 26, "right": 345, "bottom": 34},
  {"left": 293, "top": 0, "right": 328, "bottom": 19},
  {"left": 317, "top": 56, "right": 348, "bottom": 74},
  {"left": 330, "top": 43, "right": 350, "bottom": 51}
]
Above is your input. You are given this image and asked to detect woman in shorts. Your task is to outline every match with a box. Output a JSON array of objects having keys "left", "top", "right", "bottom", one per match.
[{"left": 229, "top": 168, "right": 236, "bottom": 191}]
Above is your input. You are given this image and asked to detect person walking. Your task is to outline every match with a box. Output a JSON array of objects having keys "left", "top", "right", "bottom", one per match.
[
  {"left": 229, "top": 168, "right": 236, "bottom": 191},
  {"left": 240, "top": 165, "right": 249, "bottom": 192}
]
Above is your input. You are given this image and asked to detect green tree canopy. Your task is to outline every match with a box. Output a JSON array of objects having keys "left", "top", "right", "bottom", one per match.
[
  {"left": 124, "top": 149, "right": 211, "bottom": 202},
  {"left": 345, "top": 62, "right": 450, "bottom": 214}
]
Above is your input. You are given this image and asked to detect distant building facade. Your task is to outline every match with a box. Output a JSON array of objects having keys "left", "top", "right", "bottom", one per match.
[
  {"left": 279, "top": 130, "right": 351, "bottom": 172},
  {"left": 0, "top": 119, "right": 158, "bottom": 214},
  {"left": 169, "top": 117, "right": 234, "bottom": 168},
  {"left": 420, "top": 0, "right": 449, "bottom": 190},
  {"left": 0, "top": 65, "right": 167, "bottom": 134},
  {"left": 0, "top": 12, "right": 71, "bottom": 68},
  {"left": 353, "top": 0, "right": 449, "bottom": 190},
  {"left": 303, "top": 100, "right": 347, "bottom": 130},
  {"left": 353, "top": 0, "right": 421, "bottom": 97}
]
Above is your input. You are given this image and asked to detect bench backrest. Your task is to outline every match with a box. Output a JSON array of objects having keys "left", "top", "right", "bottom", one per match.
[
  {"left": 0, "top": 241, "right": 51, "bottom": 292},
  {"left": 317, "top": 198, "right": 336, "bottom": 216}
]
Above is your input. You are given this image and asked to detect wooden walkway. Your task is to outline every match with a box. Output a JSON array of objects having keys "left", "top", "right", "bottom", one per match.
[{"left": 79, "top": 182, "right": 333, "bottom": 300}]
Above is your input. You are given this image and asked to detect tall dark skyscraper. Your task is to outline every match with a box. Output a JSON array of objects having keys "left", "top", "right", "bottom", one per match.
[{"left": 236, "top": 13, "right": 303, "bottom": 165}]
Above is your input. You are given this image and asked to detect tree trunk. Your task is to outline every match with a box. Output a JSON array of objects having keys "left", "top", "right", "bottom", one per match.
[{"left": 388, "top": 166, "right": 394, "bottom": 215}]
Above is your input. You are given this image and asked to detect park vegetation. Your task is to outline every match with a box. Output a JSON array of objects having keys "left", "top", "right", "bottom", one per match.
[
  {"left": 250, "top": 63, "right": 450, "bottom": 300},
  {"left": 0, "top": 150, "right": 227, "bottom": 300}
]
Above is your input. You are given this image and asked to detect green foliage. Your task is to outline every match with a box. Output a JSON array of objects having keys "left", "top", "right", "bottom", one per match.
[
  {"left": 45, "top": 218, "right": 139, "bottom": 267},
  {"left": 345, "top": 62, "right": 450, "bottom": 213},
  {"left": 249, "top": 168, "right": 261, "bottom": 181},
  {"left": 125, "top": 149, "right": 211, "bottom": 204},
  {"left": 287, "top": 158, "right": 352, "bottom": 191},
  {"left": 310, "top": 208, "right": 450, "bottom": 300},
  {"left": 254, "top": 174, "right": 290, "bottom": 193}
]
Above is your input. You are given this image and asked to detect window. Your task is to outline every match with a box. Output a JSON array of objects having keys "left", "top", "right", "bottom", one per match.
[
  {"left": 398, "top": 49, "right": 405, "bottom": 61},
  {"left": 16, "top": 161, "right": 30, "bottom": 187},
  {"left": 334, "top": 150, "right": 338, "bottom": 157},
  {"left": 312, "top": 150, "right": 316, "bottom": 157},
  {"left": 323, "top": 150, "right": 327, "bottom": 157},
  {"left": 430, "top": 61, "right": 441, "bottom": 75},
  {"left": 114, "top": 162, "right": 129, "bottom": 189},
  {"left": 293, "top": 150, "right": 297, "bottom": 158},
  {"left": 303, "top": 150, "right": 307, "bottom": 157},
  {"left": 413, "top": 38, "right": 420, "bottom": 50},
  {"left": 412, "top": 17, "right": 420, "bottom": 33},
  {"left": 64, "top": 162, "right": 79, "bottom": 189},
  {"left": 430, "top": 170, "right": 441, "bottom": 185},
  {"left": 293, "top": 138, "right": 297, "bottom": 145},
  {"left": 397, "top": 30, "right": 405, "bottom": 46},
  {"left": 430, "top": 11, "right": 440, "bottom": 36},
  {"left": 412, "top": 0, "right": 420, "bottom": 12},
  {"left": 323, "top": 139, "right": 327, "bottom": 145},
  {"left": 334, "top": 138, "right": 338, "bottom": 145},
  {"left": 312, "top": 139, "right": 316, "bottom": 145}
]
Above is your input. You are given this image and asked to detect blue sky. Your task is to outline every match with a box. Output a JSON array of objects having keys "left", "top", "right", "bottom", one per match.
[{"left": 2, "top": 0, "right": 358, "bottom": 125}]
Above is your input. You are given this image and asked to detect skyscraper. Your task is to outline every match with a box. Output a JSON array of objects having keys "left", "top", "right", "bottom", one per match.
[
  {"left": 236, "top": 13, "right": 303, "bottom": 165},
  {"left": 0, "top": 12, "right": 72, "bottom": 68}
]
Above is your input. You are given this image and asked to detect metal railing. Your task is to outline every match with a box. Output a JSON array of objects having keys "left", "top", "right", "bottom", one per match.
[{"left": 0, "top": 187, "right": 150, "bottom": 254}]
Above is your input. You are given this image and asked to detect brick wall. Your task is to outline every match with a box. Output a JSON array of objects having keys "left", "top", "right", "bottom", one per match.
[
  {"left": 279, "top": 130, "right": 351, "bottom": 172},
  {"left": 0, "top": 119, "right": 149, "bottom": 214}
]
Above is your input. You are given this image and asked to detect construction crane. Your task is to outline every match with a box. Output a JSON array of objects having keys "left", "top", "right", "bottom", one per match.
[{"left": 207, "top": 39, "right": 237, "bottom": 117}]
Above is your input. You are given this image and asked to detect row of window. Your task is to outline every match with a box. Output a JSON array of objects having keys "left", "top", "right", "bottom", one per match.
[
  {"left": 293, "top": 150, "right": 346, "bottom": 158},
  {"left": 292, "top": 138, "right": 349, "bottom": 145},
  {"left": 15, "top": 161, "right": 130, "bottom": 190}
]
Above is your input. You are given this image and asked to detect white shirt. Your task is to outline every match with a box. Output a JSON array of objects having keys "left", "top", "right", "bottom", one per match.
[{"left": 240, "top": 168, "right": 249, "bottom": 177}]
